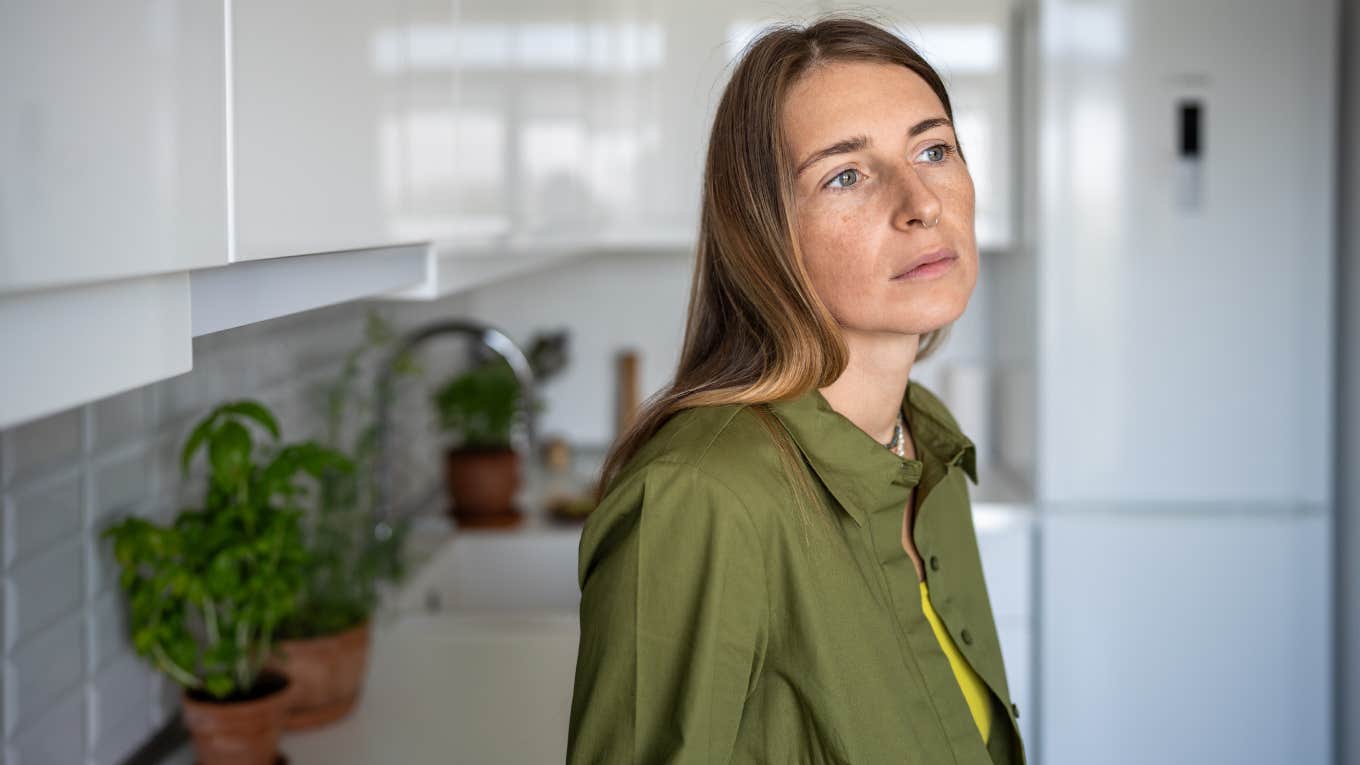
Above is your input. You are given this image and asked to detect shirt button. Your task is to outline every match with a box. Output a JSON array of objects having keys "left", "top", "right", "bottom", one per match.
[
  {"left": 960, "top": 629, "right": 973, "bottom": 645},
  {"left": 1011, "top": 702, "right": 1021, "bottom": 719},
  {"left": 929, "top": 555, "right": 940, "bottom": 571}
]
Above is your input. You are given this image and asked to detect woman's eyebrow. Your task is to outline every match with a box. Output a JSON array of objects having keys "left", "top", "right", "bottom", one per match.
[{"left": 794, "top": 117, "right": 953, "bottom": 177}]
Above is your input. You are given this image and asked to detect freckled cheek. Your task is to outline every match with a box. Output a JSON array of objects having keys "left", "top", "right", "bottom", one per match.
[
  {"left": 941, "top": 174, "right": 975, "bottom": 215},
  {"left": 802, "top": 219, "right": 879, "bottom": 309}
]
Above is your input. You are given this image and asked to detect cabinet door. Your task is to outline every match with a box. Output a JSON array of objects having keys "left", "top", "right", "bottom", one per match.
[
  {"left": 507, "top": 0, "right": 591, "bottom": 242},
  {"left": 595, "top": 1, "right": 831, "bottom": 248},
  {"left": 581, "top": 0, "right": 659, "bottom": 245},
  {"left": 435, "top": 0, "right": 513, "bottom": 244},
  {"left": 0, "top": 0, "right": 228, "bottom": 293},
  {"left": 391, "top": 0, "right": 461, "bottom": 244},
  {"left": 231, "top": 0, "right": 409, "bottom": 261},
  {"left": 418, "top": 0, "right": 592, "bottom": 248}
]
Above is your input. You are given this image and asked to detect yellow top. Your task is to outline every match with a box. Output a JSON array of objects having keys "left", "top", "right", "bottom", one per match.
[{"left": 920, "top": 579, "right": 993, "bottom": 744}]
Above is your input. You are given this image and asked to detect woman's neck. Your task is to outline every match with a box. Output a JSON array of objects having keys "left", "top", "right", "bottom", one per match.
[{"left": 818, "top": 330, "right": 920, "bottom": 445}]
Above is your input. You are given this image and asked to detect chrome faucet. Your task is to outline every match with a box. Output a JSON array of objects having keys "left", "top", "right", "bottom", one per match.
[{"left": 371, "top": 318, "right": 538, "bottom": 540}]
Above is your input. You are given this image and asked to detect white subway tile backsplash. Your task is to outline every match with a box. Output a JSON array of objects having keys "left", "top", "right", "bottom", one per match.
[
  {"left": 91, "top": 388, "right": 150, "bottom": 456},
  {"left": 88, "top": 651, "right": 153, "bottom": 754},
  {"left": 5, "top": 471, "right": 82, "bottom": 569},
  {"left": 85, "top": 526, "right": 121, "bottom": 603},
  {"left": 91, "top": 711, "right": 150, "bottom": 765},
  {"left": 150, "top": 432, "right": 193, "bottom": 514},
  {"left": 158, "top": 367, "right": 227, "bottom": 428},
  {"left": 11, "top": 688, "right": 83, "bottom": 765},
  {"left": 3, "top": 409, "right": 83, "bottom": 487},
  {"left": 149, "top": 674, "right": 179, "bottom": 730},
  {"left": 90, "top": 448, "right": 152, "bottom": 525},
  {"left": 88, "top": 591, "right": 127, "bottom": 674},
  {"left": 5, "top": 613, "right": 82, "bottom": 738},
  {"left": 5, "top": 539, "right": 81, "bottom": 652},
  {"left": 189, "top": 342, "right": 259, "bottom": 401}
]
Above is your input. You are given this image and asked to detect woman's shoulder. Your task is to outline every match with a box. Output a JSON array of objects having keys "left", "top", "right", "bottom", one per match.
[
  {"left": 596, "top": 404, "right": 789, "bottom": 521},
  {"left": 578, "top": 404, "right": 785, "bottom": 585},
  {"left": 635, "top": 403, "right": 787, "bottom": 488}
]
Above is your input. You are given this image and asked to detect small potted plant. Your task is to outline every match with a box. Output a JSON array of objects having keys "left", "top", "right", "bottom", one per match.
[
  {"left": 432, "top": 354, "right": 526, "bottom": 527},
  {"left": 430, "top": 330, "right": 568, "bottom": 528},
  {"left": 265, "top": 310, "right": 415, "bottom": 729},
  {"left": 103, "top": 400, "right": 352, "bottom": 765}
]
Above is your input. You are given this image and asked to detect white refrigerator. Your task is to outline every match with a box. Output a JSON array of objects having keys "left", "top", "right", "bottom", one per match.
[{"left": 1028, "top": 0, "right": 1338, "bottom": 763}]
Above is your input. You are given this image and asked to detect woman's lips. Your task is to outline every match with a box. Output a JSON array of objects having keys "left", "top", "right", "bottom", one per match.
[{"left": 891, "top": 250, "right": 958, "bottom": 281}]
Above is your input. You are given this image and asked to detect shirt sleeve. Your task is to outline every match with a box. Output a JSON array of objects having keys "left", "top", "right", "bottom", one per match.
[{"left": 567, "top": 459, "right": 769, "bottom": 764}]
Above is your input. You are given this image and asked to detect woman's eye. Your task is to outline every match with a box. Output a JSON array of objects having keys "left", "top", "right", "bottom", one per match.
[
  {"left": 920, "top": 142, "right": 956, "bottom": 163},
  {"left": 825, "top": 168, "right": 861, "bottom": 191}
]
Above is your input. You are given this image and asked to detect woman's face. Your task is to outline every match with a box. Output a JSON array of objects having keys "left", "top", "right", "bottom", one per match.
[{"left": 783, "top": 60, "right": 978, "bottom": 339}]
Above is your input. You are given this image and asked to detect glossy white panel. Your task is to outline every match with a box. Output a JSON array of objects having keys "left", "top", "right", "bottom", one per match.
[
  {"left": 0, "top": 0, "right": 228, "bottom": 293},
  {"left": 634, "top": 0, "right": 822, "bottom": 241},
  {"left": 390, "top": 0, "right": 462, "bottom": 243},
  {"left": 0, "top": 273, "right": 193, "bottom": 431},
  {"left": 189, "top": 243, "right": 426, "bottom": 336},
  {"left": 1036, "top": 0, "right": 1336, "bottom": 503},
  {"left": 231, "top": 0, "right": 413, "bottom": 261},
  {"left": 1039, "top": 507, "right": 1331, "bottom": 765},
  {"left": 437, "top": 3, "right": 514, "bottom": 243}
]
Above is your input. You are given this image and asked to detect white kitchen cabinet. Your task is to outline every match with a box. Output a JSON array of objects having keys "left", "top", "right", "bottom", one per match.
[
  {"left": 387, "top": 0, "right": 607, "bottom": 300},
  {"left": 231, "top": 0, "right": 421, "bottom": 261},
  {"left": 432, "top": 0, "right": 592, "bottom": 242},
  {"left": 0, "top": 0, "right": 439, "bottom": 427},
  {"left": 0, "top": 273, "right": 193, "bottom": 428},
  {"left": 1, "top": 0, "right": 440, "bottom": 284},
  {"left": 611, "top": 0, "right": 823, "bottom": 246},
  {"left": 0, "top": 0, "right": 229, "bottom": 294},
  {"left": 390, "top": 0, "right": 462, "bottom": 244}
]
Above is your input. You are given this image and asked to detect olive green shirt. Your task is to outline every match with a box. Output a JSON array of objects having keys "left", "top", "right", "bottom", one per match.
[{"left": 568, "top": 380, "right": 1028, "bottom": 765}]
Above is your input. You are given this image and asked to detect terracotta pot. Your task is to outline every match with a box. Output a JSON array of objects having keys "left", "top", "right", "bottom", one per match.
[
  {"left": 444, "top": 446, "right": 522, "bottom": 527},
  {"left": 180, "top": 669, "right": 290, "bottom": 765},
  {"left": 266, "top": 620, "right": 372, "bottom": 730}
]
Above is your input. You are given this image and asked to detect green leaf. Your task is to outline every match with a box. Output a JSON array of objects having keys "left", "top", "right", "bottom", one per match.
[
  {"left": 208, "top": 421, "right": 252, "bottom": 483},
  {"left": 179, "top": 411, "right": 220, "bottom": 475},
  {"left": 218, "top": 400, "right": 281, "bottom": 440}
]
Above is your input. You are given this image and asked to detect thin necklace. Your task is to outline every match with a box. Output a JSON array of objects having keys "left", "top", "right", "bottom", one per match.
[{"left": 885, "top": 411, "right": 908, "bottom": 457}]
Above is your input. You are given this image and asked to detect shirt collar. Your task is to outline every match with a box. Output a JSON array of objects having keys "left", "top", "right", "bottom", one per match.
[{"left": 766, "top": 379, "right": 978, "bottom": 528}]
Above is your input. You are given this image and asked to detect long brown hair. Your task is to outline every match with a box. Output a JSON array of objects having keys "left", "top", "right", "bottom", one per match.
[{"left": 596, "top": 13, "right": 965, "bottom": 508}]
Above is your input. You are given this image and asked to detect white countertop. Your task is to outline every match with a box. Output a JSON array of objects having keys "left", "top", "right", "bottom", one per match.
[{"left": 276, "top": 610, "right": 581, "bottom": 764}]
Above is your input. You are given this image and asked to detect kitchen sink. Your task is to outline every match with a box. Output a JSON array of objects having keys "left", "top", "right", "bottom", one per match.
[{"left": 391, "top": 514, "right": 585, "bottom": 617}]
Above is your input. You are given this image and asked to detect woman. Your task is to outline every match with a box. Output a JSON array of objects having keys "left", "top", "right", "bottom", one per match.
[{"left": 568, "top": 15, "right": 1026, "bottom": 765}]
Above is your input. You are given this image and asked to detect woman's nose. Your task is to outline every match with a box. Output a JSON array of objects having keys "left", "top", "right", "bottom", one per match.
[{"left": 891, "top": 166, "right": 944, "bottom": 230}]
